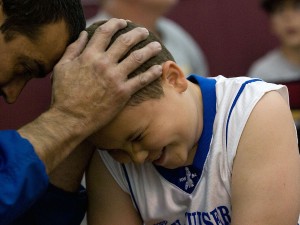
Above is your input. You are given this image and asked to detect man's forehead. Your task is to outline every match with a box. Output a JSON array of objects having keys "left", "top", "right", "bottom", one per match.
[{"left": 29, "top": 20, "right": 69, "bottom": 72}]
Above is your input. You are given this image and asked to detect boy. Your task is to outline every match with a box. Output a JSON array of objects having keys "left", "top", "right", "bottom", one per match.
[
  {"left": 247, "top": 0, "right": 300, "bottom": 149},
  {"left": 86, "top": 21, "right": 300, "bottom": 225}
]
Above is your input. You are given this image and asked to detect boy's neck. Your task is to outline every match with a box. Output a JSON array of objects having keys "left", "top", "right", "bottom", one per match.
[
  {"left": 184, "top": 143, "right": 198, "bottom": 166},
  {"left": 184, "top": 81, "right": 204, "bottom": 166}
]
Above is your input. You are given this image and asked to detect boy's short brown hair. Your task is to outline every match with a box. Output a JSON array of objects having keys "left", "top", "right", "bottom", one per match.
[{"left": 86, "top": 20, "right": 175, "bottom": 106}]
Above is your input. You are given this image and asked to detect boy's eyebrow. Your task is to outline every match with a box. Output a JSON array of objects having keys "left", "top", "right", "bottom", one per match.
[
  {"left": 126, "top": 132, "right": 137, "bottom": 142},
  {"left": 126, "top": 129, "right": 143, "bottom": 142}
]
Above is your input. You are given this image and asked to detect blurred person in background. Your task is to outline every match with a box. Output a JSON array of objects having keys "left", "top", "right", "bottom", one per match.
[
  {"left": 87, "top": 0, "right": 209, "bottom": 77},
  {"left": 247, "top": 0, "right": 300, "bottom": 149}
]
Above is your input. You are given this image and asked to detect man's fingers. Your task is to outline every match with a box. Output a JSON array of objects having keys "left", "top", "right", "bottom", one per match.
[
  {"left": 106, "top": 26, "right": 150, "bottom": 60},
  {"left": 125, "top": 65, "right": 162, "bottom": 93},
  {"left": 59, "top": 31, "right": 88, "bottom": 62},
  {"left": 119, "top": 41, "right": 162, "bottom": 74},
  {"left": 85, "top": 18, "right": 127, "bottom": 51},
  {"left": 58, "top": 31, "right": 88, "bottom": 64}
]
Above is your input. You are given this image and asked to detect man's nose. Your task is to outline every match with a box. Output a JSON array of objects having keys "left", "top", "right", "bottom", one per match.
[{"left": 1, "top": 79, "right": 28, "bottom": 103}]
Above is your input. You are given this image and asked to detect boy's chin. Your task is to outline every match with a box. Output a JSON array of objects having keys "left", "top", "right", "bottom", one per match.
[{"left": 153, "top": 154, "right": 188, "bottom": 169}]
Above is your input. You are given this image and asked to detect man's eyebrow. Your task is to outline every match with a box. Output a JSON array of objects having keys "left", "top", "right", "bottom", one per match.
[
  {"left": 19, "top": 56, "right": 47, "bottom": 78},
  {"left": 34, "top": 59, "right": 47, "bottom": 78}
]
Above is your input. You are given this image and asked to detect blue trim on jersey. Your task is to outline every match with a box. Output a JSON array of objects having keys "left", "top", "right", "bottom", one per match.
[
  {"left": 122, "top": 164, "right": 141, "bottom": 216},
  {"left": 225, "top": 79, "right": 262, "bottom": 147},
  {"left": 154, "top": 75, "right": 217, "bottom": 194},
  {"left": 188, "top": 75, "right": 217, "bottom": 171}
]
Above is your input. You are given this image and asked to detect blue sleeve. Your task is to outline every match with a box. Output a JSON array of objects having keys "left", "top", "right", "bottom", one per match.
[
  {"left": 0, "top": 130, "right": 49, "bottom": 225},
  {"left": 10, "top": 183, "right": 88, "bottom": 225}
]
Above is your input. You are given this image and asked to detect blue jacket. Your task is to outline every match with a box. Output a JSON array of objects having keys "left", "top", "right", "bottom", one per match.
[{"left": 0, "top": 130, "right": 87, "bottom": 225}]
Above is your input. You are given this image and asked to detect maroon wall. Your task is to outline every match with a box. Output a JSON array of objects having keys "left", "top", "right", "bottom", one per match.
[
  {"left": 0, "top": 0, "right": 278, "bottom": 130},
  {"left": 165, "top": 0, "right": 278, "bottom": 77}
]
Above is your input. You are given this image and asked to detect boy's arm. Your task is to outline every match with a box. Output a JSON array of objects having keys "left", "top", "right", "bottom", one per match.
[
  {"left": 86, "top": 151, "right": 143, "bottom": 225},
  {"left": 231, "top": 91, "right": 300, "bottom": 225},
  {"left": 49, "top": 140, "right": 94, "bottom": 192}
]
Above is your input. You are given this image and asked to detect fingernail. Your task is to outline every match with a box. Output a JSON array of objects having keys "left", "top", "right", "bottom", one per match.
[
  {"left": 153, "top": 65, "right": 162, "bottom": 75},
  {"left": 119, "top": 19, "right": 127, "bottom": 27},
  {"left": 140, "top": 27, "right": 149, "bottom": 35},
  {"left": 79, "top": 30, "right": 87, "bottom": 38},
  {"left": 151, "top": 41, "right": 162, "bottom": 50},
  {"left": 79, "top": 31, "right": 84, "bottom": 36}
]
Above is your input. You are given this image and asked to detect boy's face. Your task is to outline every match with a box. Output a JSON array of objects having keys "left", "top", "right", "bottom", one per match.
[
  {"left": 0, "top": 19, "right": 69, "bottom": 103},
  {"left": 270, "top": 1, "right": 300, "bottom": 48},
  {"left": 89, "top": 62, "right": 201, "bottom": 169}
]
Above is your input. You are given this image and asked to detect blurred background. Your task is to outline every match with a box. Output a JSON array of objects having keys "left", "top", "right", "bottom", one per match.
[{"left": 0, "top": 0, "right": 278, "bottom": 129}]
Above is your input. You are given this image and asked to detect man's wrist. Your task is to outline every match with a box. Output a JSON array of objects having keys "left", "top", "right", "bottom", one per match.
[{"left": 18, "top": 108, "right": 92, "bottom": 173}]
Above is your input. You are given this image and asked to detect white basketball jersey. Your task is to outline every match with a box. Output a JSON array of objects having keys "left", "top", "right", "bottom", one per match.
[{"left": 98, "top": 75, "right": 298, "bottom": 225}]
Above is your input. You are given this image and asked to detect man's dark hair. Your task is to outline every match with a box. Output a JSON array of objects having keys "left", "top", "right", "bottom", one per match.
[
  {"left": 261, "top": 0, "right": 300, "bottom": 14},
  {"left": 0, "top": 0, "right": 86, "bottom": 43},
  {"left": 86, "top": 20, "right": 175, "bottom": 106}
]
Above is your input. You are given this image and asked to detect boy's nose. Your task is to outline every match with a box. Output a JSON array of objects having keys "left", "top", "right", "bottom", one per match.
[{"left": 129, "top": 150, "right": 149, "bottom": 164}]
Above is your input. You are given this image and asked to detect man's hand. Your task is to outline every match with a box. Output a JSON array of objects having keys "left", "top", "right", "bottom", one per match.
[{"left": 51, "top": 18, "right": 162, "bottom": 134}]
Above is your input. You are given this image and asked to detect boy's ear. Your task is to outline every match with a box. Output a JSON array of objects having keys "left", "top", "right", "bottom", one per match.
[{"left": 162, "top": 60, "right": 188, "bottom": 92}]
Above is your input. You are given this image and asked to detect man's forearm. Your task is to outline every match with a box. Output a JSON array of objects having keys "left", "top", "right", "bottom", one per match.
[{"left": 18, "top": 108, "right": 93, "bottom": 174}]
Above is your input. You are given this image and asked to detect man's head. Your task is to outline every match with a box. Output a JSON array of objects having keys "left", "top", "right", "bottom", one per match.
[
  {"left": 0, "top": 0, "right": 85, "bottom": 103},
  {"left": 261, "top": 0, "right": 300, "bottom": 49},
  {"left": 0, "top": 0, "right": 85, "bottom": 43},
  {"left": 88, "top": 21, "right": 200, "bottom": 170}
]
